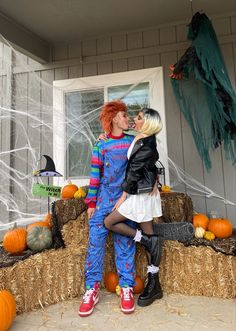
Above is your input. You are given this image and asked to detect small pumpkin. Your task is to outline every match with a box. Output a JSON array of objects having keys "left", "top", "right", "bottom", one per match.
[
  {"left": 208, "top": 218, "right": 233, "bottom": 238},
  {"left": 27, "top": 221, "right": 51, "bottom": 233},
  {"left": 193, "top": 213, "right": 209, "bottom": 230},
  {"left": 43, "top": 213, "right": 52, "bottom": 228},
  {"left": 74, "top": 187, "right": 86, "bottom": 199},
  {"left": 104, "top": 272, "right": 119, "bottom": 293},
  {"left": 194, "top": 226, "right": 205, "bottom": 239},
  {"left": 3, "top": 225, "right": 27, "bottom": 254},
  {"left": 0, "top": 290, "right": 16, "bottom": 331},
  {"left": 27, "top": 226, "right": 52, "bottom": 252},
  {"left": 61, "top": 181, "right": 78, "bottom": 199},
  {"left": 115, "top": 284, "right": 121, "bottom": 296},
  {"left": 204, "top": 231, "right": 215, "bottom": 241},
  {"left": 133, "top": 276, "right": 144, "bottom": 294},
  {"left": 161, "top": 185, "right": 171, "bottom": 193}
]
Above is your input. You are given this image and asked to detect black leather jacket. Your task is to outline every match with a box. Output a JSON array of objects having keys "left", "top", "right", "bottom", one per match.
[{"left": 122, "top": 135, "right": 159, "bottom": 195}]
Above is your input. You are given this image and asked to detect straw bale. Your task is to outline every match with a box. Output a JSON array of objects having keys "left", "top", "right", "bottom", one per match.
[{"left": 0, "top": 246, "right": 86, "bottom": 314}]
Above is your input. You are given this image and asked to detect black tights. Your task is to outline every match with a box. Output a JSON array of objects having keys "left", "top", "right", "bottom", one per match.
[{"left": 104, "top": 210, "right": 155, "bottom": 264}]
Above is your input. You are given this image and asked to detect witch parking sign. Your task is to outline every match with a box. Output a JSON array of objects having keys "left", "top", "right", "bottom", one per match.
[{"left": 32, "top": 183, "right": 61, "bottom": 198}]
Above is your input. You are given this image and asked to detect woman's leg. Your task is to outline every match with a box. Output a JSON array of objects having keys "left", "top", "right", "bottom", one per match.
[
  {"left": 139, "top": 221, "right": 154, "bottom": 264},
  {"left": 104, "top": 210, "right": 136, "bottom": 237}
]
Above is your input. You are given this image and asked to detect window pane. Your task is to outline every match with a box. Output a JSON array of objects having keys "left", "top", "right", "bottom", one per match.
[
  {"left": 65, "top": 89, "right": 103, "bottom": 178},
  {"left": 108, "top": 82, "right": 149, "bottom": 126}
]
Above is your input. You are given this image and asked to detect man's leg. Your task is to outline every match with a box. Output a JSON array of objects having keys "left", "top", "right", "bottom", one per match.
[
  {"left": 113, "top": 220, "right": 137, "bottom": 314},
  {"left": 79, "top": 209, "right": 108, "bottom": 317}
]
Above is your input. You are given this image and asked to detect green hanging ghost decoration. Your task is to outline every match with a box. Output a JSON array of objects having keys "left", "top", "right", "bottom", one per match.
[{"left": 170, "top": 12, "right": 236, "bottom": 170}]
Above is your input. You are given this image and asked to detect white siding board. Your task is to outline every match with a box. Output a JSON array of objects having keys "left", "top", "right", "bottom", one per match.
[
  {"left": 128, "top": 56, "right": 143, "bottom": 71},
  {"left": 82, "top": 39, "right": 97, "bottom": 56},
  {"left": 160, "top": 51, "right": 185, "bottom": 193},
  {"left": 12, "top": 72, "right": 28, "bottom": 215},
  {"left": 143, "top": 30, "right": 160, "bottom": 47},
  {"left": 68, "top": 42, "right": 82, "bottom": 59},
  {"left": 212, "top": 17, "right": 231, "bottom": 36},
  {"left": 53, "top": 43, "right": 68, "bottom": 61},
  {"left": 112, "top": 34, "right": 127, "bottom": 52},
  {"left": 160, "top": 26, "right": 176, "bottom": 45},
  {"left": 40, "top": 69, "right": 54, "bottom": 213},
  {"left": 28, "top": 71, "right": 41, "bottom": 214},
  {"left": 176, "top": 24, "right": 188, "bottom": 42},
  {"left": 69, "top": 65, "right": 83, "bottom": 78},
  {"left": 97, "top": 61, "right": 112, "bottom": 75},
  {"left": 112, "top": 58, "right": 128, "bottom": 72},
  {"left": 127, "top": 32, "right": 143, "bottom": 50},
  {"left": 144, "top": 54, "right": 160, "bottom": 69},
  {"left": 231, "top": 16, "right": 236, "bottom": 34},
  {"left": 82, "top": 63, "right": 97, "bottom": 77},
  {"left": 97, "top": 37, "right": 112, "bottom": 55}
]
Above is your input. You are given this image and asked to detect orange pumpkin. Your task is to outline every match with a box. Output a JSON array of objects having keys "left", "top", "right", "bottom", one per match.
[
  {"left": 61, "top": 181, "right": 78, "bottom": 199},
  {"left": 27, "top": 221, "right": 51, "bottom": 233},
  {"left": 43, "top": 213, "right": 52, "bottom": 228},
  {"left": 208, "top": 218, "right": 233, "bottom": 238},
  {"left": 133, "top": 276, "right": 144, "bottom": 294},
  {"left": 0, "top": 290, "right": 16, "bottom": 331},
  {"left": 3, "top": 226, "right": 27, "bottom": 254},
  {"left": 104, "top": 272, "right": 119, "bottom": 293},
  {"left": 193, "top": 213, "right": 209, "bottom": 230}
]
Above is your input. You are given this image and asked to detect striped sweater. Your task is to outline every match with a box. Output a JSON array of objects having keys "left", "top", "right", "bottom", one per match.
[{"left": 85, "top": 133, "right": 134, "bottom": 208}]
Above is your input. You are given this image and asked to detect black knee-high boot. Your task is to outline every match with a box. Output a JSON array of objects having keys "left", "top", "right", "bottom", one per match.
[{"left": 137, "top": 272, "right": 163, "bottom": 307}]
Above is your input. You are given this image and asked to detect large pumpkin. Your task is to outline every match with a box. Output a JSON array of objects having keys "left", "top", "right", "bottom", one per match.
[
  {"left": 104, "top": 272, "right": 119, "bottom": 293},
  {"left": 3, "top": 226, "right": 27, "bottom": 254},
  {"left": 193, "top": 213, "right": 209, "bottom": 230},
  {"left": 133, "top": 276, "right": 144, "bottom": 294},
  {"left": 61, "top": 181, "right": 78, "bottom": 199},
  {"left": 208, "top": 218, "right": 233, "bottom": 238},
  {"left": 27, "top": 221, "right": 51, "bottom": 233},
  {"left": 0, "top": 290, "right": 16, "bottom": 331},
  {"left": 27, "top": 226, "right": 52, "bottom": 252}
]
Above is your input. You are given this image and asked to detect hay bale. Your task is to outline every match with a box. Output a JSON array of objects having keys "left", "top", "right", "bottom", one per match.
[{"left": 0, "top": 247, "right": 86, "bottom": 313}]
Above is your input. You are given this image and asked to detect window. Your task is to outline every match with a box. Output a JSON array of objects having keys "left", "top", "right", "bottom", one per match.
[{"left": 53, "top": 67, "right": 168, "bottom": 186}]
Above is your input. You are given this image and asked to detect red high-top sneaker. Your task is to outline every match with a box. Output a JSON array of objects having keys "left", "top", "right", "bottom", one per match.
[
  {"left": 78, "top": 282, "right": 100, "bottom": 317},
  {"left": 120, "top": 287, "right": 135, "bottom": 314}
]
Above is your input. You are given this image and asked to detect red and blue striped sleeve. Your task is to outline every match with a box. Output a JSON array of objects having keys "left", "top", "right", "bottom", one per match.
[{"left": 84, "top": 141, "right": 104, "bottom": 208}]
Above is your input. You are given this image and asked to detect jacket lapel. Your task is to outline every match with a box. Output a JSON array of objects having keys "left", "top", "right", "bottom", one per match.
[{"left": 129, "top": 139, "right": 144, "bottom": 158}]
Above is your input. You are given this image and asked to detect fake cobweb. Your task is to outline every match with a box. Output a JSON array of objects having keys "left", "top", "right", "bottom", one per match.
[{"left": 0, "top": 36, "right": 235, "bottom": 232}]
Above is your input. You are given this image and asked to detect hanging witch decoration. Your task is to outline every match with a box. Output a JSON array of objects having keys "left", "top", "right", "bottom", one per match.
[
  {"left": 170, "top": 12, "right": 236, "bottom": 170},
  {"left": 32, "top": 155, "right": 62, "bottom": 212}
]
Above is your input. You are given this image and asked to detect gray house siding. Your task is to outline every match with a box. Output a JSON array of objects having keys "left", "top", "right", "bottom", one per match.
[{"left": 1, "top": 13, "right": 236, "bottom": 225}]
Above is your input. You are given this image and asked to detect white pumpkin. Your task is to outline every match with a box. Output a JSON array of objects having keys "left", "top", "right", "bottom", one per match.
[{"left": 194, "top": 226, "right": 205, "bottom": 239}]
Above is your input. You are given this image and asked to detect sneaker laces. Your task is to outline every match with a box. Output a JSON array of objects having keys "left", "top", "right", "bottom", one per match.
[
  {"left": 122, "top": 287, "right": 132, "bottom": 301},
  {"left": 83, "top": 288, "right": 95, "bottom": 304}
]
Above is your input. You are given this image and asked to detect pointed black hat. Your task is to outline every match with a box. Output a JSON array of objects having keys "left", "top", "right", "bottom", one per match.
[{"left": 33, "top": 155, "right": 62, "bottom": 177}]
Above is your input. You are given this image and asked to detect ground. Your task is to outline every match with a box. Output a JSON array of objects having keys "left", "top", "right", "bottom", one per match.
[{"left": 11, "top": 291, "right": 235, "bottom": 331}]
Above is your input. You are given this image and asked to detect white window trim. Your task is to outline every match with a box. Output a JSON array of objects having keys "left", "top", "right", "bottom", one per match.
[{"left": 53, "top": 67, "right": 168, "bottom": 187}]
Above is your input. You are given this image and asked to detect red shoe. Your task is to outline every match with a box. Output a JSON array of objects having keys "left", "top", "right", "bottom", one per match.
[
  {"left": 120, "top": 287, "right": 135, "bottom": 314},
  {"left": 78, "top": 283, "right": 100, "bottom": 317}
]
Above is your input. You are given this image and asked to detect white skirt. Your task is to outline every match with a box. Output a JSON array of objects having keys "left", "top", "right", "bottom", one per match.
[{"left": 118, "top": 191, "right": 162, "bottom": 223}]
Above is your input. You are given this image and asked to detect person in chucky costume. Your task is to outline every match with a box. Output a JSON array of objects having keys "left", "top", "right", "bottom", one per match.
[{"left": 78, "top": 100, "right": 137, "bottom": 317}]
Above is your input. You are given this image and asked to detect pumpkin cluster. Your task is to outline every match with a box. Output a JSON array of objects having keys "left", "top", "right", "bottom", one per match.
[
  {"left": 61, "top": 181, "right": 86, "bottom": 200},
  {"left": 104, "top": 271, "right": 144, "bottom": 294},
  {"left": 3, "top": 214, "right": 53, "bottom": 255},
  {"left": 193, "top": 213, "right": 233, "bottom": 240}
]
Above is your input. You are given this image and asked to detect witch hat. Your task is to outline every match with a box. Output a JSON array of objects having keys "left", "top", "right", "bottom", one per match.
[{"left": 33, "top": 155, "right": 62, "bottom": 177}]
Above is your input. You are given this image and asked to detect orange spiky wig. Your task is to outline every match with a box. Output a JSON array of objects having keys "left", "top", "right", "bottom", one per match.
[{"left": 99, "top": 100, "right": 127, "bottom": 133}]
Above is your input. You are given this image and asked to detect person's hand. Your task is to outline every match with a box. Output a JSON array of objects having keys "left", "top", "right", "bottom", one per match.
[
  {"left": 149, "top": 181, "right": 158, "bottom": 196},
  {"left": 97, "top": 133, "right": 108, "bottom": 141},
  {"left": 169, "top": 64, "right": 183, "bottom": 80},
  {"left": 87, "top": 207, "right": 95, "bottom": 219},
  {"left": 112, "top": 192, "right": 127, "bottom": 211}
]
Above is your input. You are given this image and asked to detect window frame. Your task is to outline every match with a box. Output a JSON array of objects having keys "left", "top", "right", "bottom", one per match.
[{"left": 53, "top": 67, "right": 168, "bottom": 187}]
